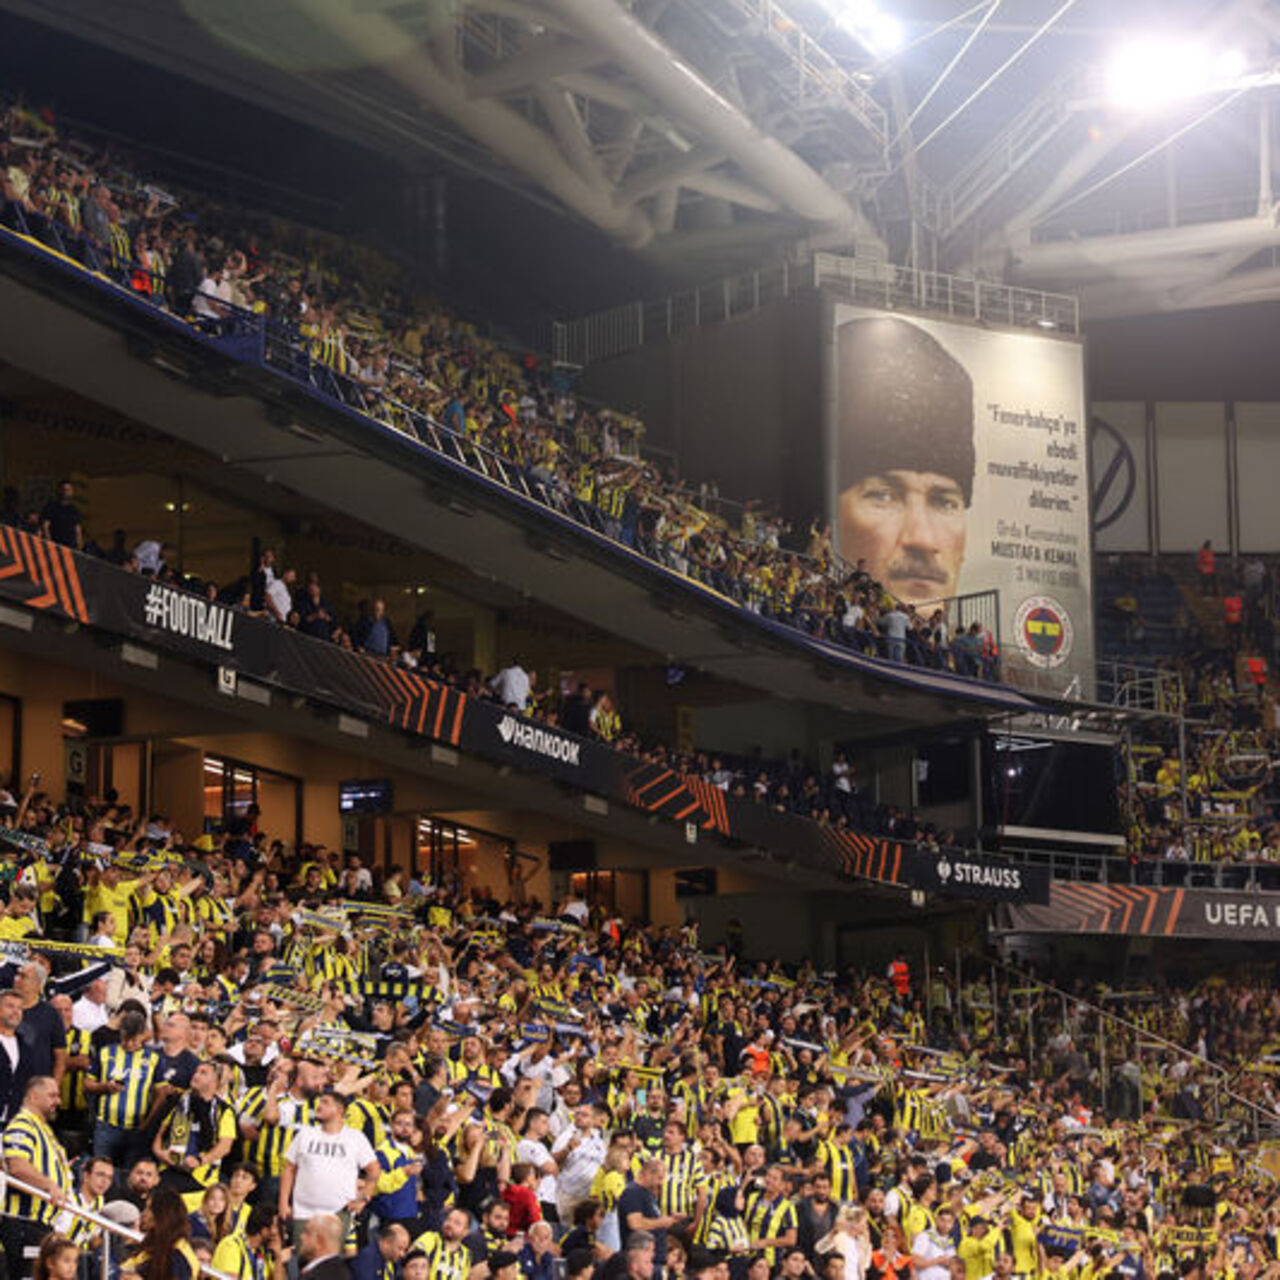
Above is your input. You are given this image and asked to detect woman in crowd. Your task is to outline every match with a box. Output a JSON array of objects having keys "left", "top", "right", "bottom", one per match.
[{"left": 122, "top": 1187, "right": 202, "bottom": 1280}]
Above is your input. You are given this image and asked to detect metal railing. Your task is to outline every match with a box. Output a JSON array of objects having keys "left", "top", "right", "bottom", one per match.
[
  {"left": 552, "top": 253, "right": 1080, "bottom": 367},
  {"left": 1095, "top": 659, "right": 1185, "bottom": 713},
  {"left": 997, "top": 843, "right": 1280, "bottom": 890},
  {"left": 1000, "top": 655, "right": 1184, "bottom": 707},
  {"left": 1034, "top": 193, "right": 1264, "bottom": 244},
  {"left": 812, "top": 253, "right": 1081, "bottom": 333},
  {"left": 551, "top": 259, "right": 810, "bottom": 367},
  {"left": 969, "top": 954, "right": 1280, "bottom": 1139},
  {"left": 2, "top": 1171, "right": 234, "bottom": 1280},
  {"left": 933, "top": 68, "right": 1086, "bottom": 241},
  {"left": 706, "top": 0, "right": 888, "bottom": 147}
]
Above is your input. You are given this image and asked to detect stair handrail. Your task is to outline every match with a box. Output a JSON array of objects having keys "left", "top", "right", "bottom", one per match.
[
  {"left": 0, "top": 1169, "right": 235, "bottom": 1280},
  {"left": 975, "top": 952, "right": 1280, "bottom": 1141}
]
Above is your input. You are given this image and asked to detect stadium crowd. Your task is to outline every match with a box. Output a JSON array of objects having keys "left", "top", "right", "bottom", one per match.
[
  {"left": 0, "top": 95, "right": 999, "bottom": 685},
  {"left": 7, "top": 477, "right": 966, "bottom": 846},
  {"left": 0, "top": 776, "right": 1267, "bottom": 1280},
  {"left": 1090, "top": 550, "right": 1280, "bottom": 871},
  {"left": 10, "top": 85, "right": 1280, "bottom": 1280}
]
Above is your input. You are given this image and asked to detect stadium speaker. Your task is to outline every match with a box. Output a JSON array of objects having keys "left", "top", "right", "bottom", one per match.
[
  {"left": 62, "top": 699, "right": 124, "bottom": 739},
  {"left": 548, "top": 840, "right": 597, "bottom": 871}
]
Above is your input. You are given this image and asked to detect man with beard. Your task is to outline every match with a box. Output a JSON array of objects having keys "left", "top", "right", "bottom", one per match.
[
  {"left": 797, "top": 1172, "right": 838, "bottom": 1262},
  {"left": 153, "top": 1061, "right": 236, "bottom": 1192}
]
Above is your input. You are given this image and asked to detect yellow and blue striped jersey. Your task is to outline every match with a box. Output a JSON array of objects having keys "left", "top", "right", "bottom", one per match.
[
  {"left": 2, "top": 1108, "right": 72, "bottom": 1225},
  {"left": 91, "top": 1043, "right": 160, "bottom": 1128}
]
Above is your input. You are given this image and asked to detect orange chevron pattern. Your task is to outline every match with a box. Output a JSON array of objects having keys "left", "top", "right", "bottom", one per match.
[
  {"left": 0, "top": 527, "right": 89, "bottom": 623},
  {"left": 359, "top": 660, "right": 467, "bottom": 746},
  {"left": 1005, "top": 882, "right": 1186, "bottom": 936},
  {"left": 820, "top": 829, "right": 905, "bottom": 884},
  {"left": 683, "top": 776, "right": 732, "bottom": 835},
  {"left": 622, "top": 764, "right": 714, "bottom": 825}
]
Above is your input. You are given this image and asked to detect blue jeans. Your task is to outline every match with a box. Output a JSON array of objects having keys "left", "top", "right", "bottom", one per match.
[{"left": 93, "top": 1121, "right": 142, "bottom": 1169}]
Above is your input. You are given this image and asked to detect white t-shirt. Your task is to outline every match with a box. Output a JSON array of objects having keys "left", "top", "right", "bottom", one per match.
[
  {"left": 552, "top": 1125, "right": 606, "bottom": 1209},
  {"left": 912, "top": 1230, "right": 954, "bottom": 1280},
  {"left": 490, "top": 665, "right": 531, "bottom": 709},
  {"left": 72, "top": 997, "right": 109, "bottom": 1032},
  {"left": 516, "top": 1137, "right": 558, "bottom": 1204},
  {"left": 265, "top": 573, "right": 292, "bottom": 623},
  {"left": 883, "top": 609, "right": 909, "bottom": 640},
  {"left": 132, "top": 540, "right": 163, "bottom": 574},
  {"left": 193, "top": 275, "right": 231, "bottom": 319},
  {"left": 284, "top": 1123, "right": 376, "bottom": 1218},
  {"left": 560, "top": 898, "right": 589, "bottom": 924}
]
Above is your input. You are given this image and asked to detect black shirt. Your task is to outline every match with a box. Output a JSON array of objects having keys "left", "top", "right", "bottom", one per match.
[
  {"left": 164, "top": 1093, "right": 226, "bottom": 1160},
  {"left": 169, "top": 247, "right": 204, "bottom": 305},
  {"left": 967, "top": 1149, "right": 1002, "bottom": 1173},
  {"left": 155, "top": 1048, "right": 201, "bottom": 1090},
  {"left": 797, "top": 1197, "right": 837, "bottom": 1260},
  {"left": 560, "top": 695, "right": 591, "bottom": 735},
  {"left": 297, "top": 595, "right": 336, "bottom": 640},
  {"left": 413, "top": 1079, "right": 441, "bottom": 1118},
  {"left": 18, "top": 1001, "right": 66, "bottom": 1083},
  {"left": 39, "top": 499, "right": 80, "bottom": 546},
  {"left": 617, "top": 1181, "right": 666, "bottom": 1262}
]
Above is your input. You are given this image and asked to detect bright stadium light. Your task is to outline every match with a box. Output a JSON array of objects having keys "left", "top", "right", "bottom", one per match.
[
  {"left": 829, "top": 0, "right": 905, "bottom": 56},
  {"left": 1105, "top": 37, "right": 1246, "bottom": 110},
  {"left": 866, "top": 12, "right": 905, "bottom": 54},
  {"left": 1216, "top": 49, "right": 1247, "bottom": 80}
]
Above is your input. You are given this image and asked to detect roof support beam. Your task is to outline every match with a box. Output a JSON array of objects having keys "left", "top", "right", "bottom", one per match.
[
  {"left": 1011, "top": 215, "right": 1280, "bottom": 280},
  {"left": 681, "top": 171, "right": 782, "bottom": 213},
  {"left": 535, "top": 84, "right": 608, "bottom": 193},
  {"left": 602, "top": 113, "right": 646, "bottom": 183},
  {"left": 543, "top": 0, "right": 881, "bottom": 248},
  {"left": 461, "top": 0, "right": 577, "bottom": 38},
  {"left": 467, "top": 36, "right": 606, "bottom": 99},
  {"left": 557, "top": 72, "right": 651, "bottom": 115},
  {"left": 615, "top": 144, "right": 726, "bottom": 205},
  {"left": 293, "top": 0, "right": 654, "bottom": 245}
]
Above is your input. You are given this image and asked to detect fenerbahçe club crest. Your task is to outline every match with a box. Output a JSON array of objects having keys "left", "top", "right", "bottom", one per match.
[{"left": 1014, "top": 594, "right": 1073, "bottom": 669}]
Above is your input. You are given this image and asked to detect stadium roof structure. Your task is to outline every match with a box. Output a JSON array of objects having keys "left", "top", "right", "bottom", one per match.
[{"left": 6, "top": 0, "right": 1280, "bottom": 318}]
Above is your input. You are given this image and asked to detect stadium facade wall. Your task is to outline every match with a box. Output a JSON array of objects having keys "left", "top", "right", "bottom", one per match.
[{"left": 575, "top": 288, "right": 826, "bottom": 527}]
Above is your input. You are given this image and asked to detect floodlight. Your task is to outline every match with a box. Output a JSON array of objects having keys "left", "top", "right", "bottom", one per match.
[
  {"left": 1217, "top": 49, "right": 1249, "bottom": 80},
  {"left": 866, "top": 13, "right": 904, "bottom": 54},
  {"left": 829, "top": 0, "right": 904, "bottom": 57},
  {"left": 1105, "top": 37, "right": 1245, "bottom": 110},
  {"left": 842, "top": 0, "right": 877, "bottom": 22}
]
